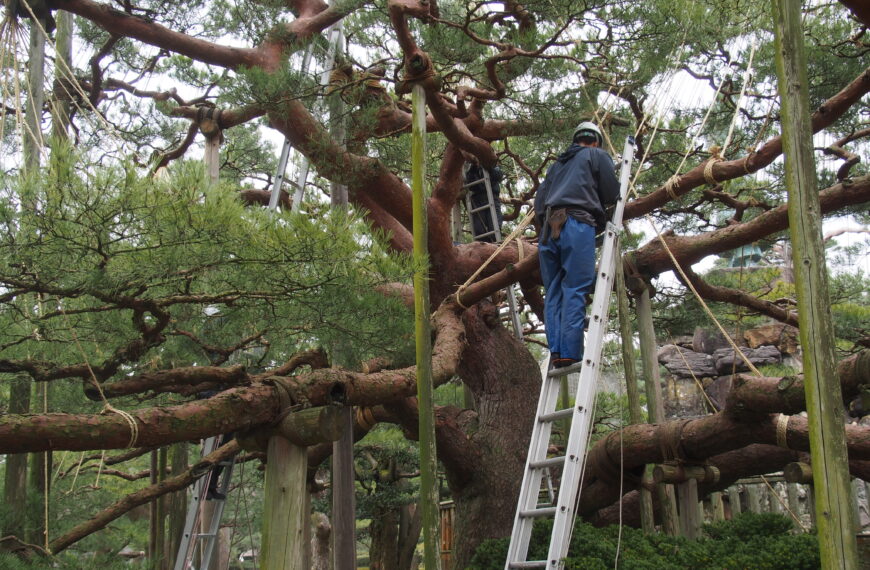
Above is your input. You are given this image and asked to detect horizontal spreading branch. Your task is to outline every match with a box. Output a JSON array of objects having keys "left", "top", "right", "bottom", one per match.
[
  {"left": 0, "top": 300, "right": 466, "bottom": 452},
  {"left": 49, "top": 440, "right": 240, "bottom": 554}
]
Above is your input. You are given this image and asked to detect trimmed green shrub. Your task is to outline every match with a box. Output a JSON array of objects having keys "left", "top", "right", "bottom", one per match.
[{"left": 469, "top": 512, "right": 820, "bottom": 569}]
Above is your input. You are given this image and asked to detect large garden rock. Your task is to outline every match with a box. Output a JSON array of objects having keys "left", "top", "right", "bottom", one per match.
[
  {"left": 713, "top": 345, "right": 782, "bottom": 375},
  {"left": 744, "top": 323, "right": 800, "bottom": 355},
  {"left": 658, "top": 344, "right": 718, "bottom": 378}
]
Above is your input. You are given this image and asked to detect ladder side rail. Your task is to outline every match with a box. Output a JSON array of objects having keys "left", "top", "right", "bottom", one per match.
[
  {"left": 198, "top": 459, "right": 236, "bottom": 570},
  {"left": 269, "top": 43, "right": 317, "bottom": 211},
  {"left": 505, "top": 363, "right": 564, "bottom": 567},
  {"left": 174, "top": 436, "right": 221, "bottom": 570},
  {"left": 482, "top": 169, "right": 502, "bottom": 241},
  {"left": 546, "top": 224, "right": 620, "bottom": 568},
  {"left": 290, "top": 24, "right": 344, "bottom": 212},
  {"left": 546, "top": 137, "right": 635, "bottom": 568}
]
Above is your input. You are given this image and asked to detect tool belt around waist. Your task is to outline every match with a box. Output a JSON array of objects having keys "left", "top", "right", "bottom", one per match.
[{"left": 543, "top": 207, "right": 595, "bottom": 243}]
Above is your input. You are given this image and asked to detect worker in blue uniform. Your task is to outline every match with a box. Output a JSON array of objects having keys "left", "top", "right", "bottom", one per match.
[{"left": 534, "top": 122, "right": 620, "bottom": 368}]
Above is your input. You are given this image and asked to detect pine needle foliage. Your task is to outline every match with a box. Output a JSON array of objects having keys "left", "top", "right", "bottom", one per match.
[{"left": 0, "top": 149, "right": 418, "bottom": 393}]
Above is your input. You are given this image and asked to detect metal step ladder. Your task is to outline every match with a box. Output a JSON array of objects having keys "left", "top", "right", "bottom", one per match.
[
  {"left": 268, "top": 22, "right": 345, "bottom": 212},
  {"left": 174, "top": 436, "right": 237, "bottom": 570},
  {"left": 463, "top": 165, "right": 524, "bottom": 339},
  {"left": 505, "top": 136, "right": 636, "bottom": 569}
]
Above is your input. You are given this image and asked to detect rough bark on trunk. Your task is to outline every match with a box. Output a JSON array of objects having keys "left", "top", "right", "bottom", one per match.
[{"left": 449, "top": 305, "right": 541, "bottom": 568}]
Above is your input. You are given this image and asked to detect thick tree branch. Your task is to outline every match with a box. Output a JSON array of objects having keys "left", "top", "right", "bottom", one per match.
[
  {"left": 624, "top": 66, "right": 870, "bottom": 220},
  {"left": 679, "top": 266, "right": 799, "bottom": 327},
  {"left": 49, "top": 440, "right": 240, "bottom": 554}
]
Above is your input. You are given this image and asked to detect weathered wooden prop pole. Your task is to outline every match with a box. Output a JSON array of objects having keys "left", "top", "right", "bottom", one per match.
[
  {"left": 411, "top": 82, "right": 441, "bottom": 569},
  {"left": 198, "top": 107, "right": 222, "bottom": 185},
  {"left": 772, "top": 2, "right": 858, "bottom": 567},
  {"left": 634, "top": 283, "right": 679, "bottom": 536},
  {"left": 654, "top": 464, "right": 719, "bottom": 539},
  {"left": 615, "top": 256, "right": 654, "bottom": 533},
  {"left": 245, "top": 405, "right": 344, "bottom": 569}
]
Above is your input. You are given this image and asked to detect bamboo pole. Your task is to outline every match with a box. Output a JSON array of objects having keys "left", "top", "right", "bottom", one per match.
[
  {"left": 411, "top": 83, "right": 441, "bottom": 569},
  {"left": 636, "top": 285, "right": 679, "bottom": 535},
  {"left": 615, "top": 258, "right": 654, "bottom": 533},
  {"left": 772, "top": 2, "right": 858, "bottom": 567}
]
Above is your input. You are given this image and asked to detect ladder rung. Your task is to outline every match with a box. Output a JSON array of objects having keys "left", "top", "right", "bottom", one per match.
[
  {"left": 546, "top": 361, "right": 583, "bottom": 377},
  {"left": 474, "top": 231, "right": 496, "bottom": 239},
  {"left": 519, "top": 506, "right": 556, "bottom": 519},
  {"left": 470, "top": 204, "right": 493, "bottom": 213},
  {"left": 463, "top": 179, "right": 485, "bottom": 188},
  {"left": 539, "top": 408, "right": 574, "bottom": 423},
  {"left": 508, "top": 560, "right": 547, "bottom": 568},
  {"left": 529, "top": 456, "right": 565, "bottom": 470}
]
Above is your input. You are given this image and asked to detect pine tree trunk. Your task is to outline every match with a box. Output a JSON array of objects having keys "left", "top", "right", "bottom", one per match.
[{"left": 450, "top": 306, "right": 542, "bottom": 568}]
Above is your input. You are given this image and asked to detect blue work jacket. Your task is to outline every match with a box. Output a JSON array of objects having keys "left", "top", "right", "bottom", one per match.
[{"left": 534, "top": 144, "right": 620, "bottom": 233}]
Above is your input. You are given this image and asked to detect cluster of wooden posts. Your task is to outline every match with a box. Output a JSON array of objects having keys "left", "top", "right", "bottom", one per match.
[{"left": 437, "top": 464, "right": 870, "bottom": 569}]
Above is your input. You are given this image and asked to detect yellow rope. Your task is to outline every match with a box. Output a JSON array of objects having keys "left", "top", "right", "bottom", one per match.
[
  {"left": 60, "top": 307, "right": 141, "bottom": 448},
  {"left": 776, "top": 413, "right": 790, "bottom": 448}
]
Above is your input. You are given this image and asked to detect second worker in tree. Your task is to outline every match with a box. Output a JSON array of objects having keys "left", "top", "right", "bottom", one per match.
[{"left": 534, "top": 122, "right": 620, "bottom": 368}]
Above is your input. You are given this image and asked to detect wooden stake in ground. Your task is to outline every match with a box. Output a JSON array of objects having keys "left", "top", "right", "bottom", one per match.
[
  {"left": 411, "top": 82, "right": 441, "bottom": 569},
  {"left": 772, "top": 2, "right": 858, "bottom": 567},
  {"left": 635, "top": 284, "right": 679, "bottom": 536}
]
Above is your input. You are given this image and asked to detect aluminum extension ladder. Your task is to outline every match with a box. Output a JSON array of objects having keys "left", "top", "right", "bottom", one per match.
[
  {"left": 268, "top": 22, "right": 345, "bottom": 212},
  {"left": 463, "top": 165, "right": 524, "bottom": 339},
  {"left": 505, "top": 135, "right": 636, "bottom": 569},
  {"left": 173, "top": 436, "right": 237, "bottom": 570}
]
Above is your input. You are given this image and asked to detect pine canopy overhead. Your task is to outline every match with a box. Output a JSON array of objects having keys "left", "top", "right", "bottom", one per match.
[{"left": 0, "top": 0, "right": 868, "bottom": 566}]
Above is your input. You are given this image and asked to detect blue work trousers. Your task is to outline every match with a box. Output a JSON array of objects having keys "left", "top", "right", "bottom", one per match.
[{"left": 539, "top": 217, "right": 596, "bottom": 361}]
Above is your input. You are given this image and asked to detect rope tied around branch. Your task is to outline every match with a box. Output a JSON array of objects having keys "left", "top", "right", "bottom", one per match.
[
  {"left": 454, "top": 210, "right": 535, "bottom": 309},
  {"left": 703, "top": 146, "right": 724, "bottom": 186},
  {"left": 776, "top": 413, "right": 791, "bottom": 449},
  {"left": 659, "top": 418, "right": 693, "bottom": 465}
]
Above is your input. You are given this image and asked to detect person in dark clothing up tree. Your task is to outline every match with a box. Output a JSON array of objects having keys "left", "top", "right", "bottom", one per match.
[
  {"left": 533, "top": 122, "right": 620, "bottom": 368},
  {"left": 465, "top": 161, "right": 504, "bottom": 243}
]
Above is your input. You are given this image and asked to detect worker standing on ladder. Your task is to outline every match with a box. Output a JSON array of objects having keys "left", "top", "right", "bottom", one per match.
[{"left": 534, "top": 122, "right": 620, "bottom": 368}]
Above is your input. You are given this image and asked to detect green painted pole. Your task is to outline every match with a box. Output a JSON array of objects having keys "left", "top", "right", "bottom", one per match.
[
  {"left": 772, "top": 2, "right": 858, "bottom": 567},
  {"left": 411, "top": 83, "right": 441, "bottom": 569}
]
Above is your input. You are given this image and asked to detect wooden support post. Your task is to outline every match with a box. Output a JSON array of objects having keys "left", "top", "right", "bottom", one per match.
[
  {"left": 166, "top": 443, "right": 189, "bottom": 569},
  {"left": 411, "top": 83, "right": 441, "bottom": 570},
  {"left": 728, "top": 487, "right": 742, "bottom": 517},
  {"left": 769, "top": 482, "right": 783, "bottom": 515},
  {"left": 747, "top": 485, "right": 762, "bottom": 514},
  {"left": 203, "top": 135, "right": 220, "bottom": 185},
  {"left": 787, "top": 483, "right": 801, "bottom": 526},
  {"left": 677, "top": 479, "right": 702, "bottom": 539},
  {"left": 261, "top": 436, "right": 309, "bottom": 570},
  {"left": 52, "top": 11, "right": 73, "bottom": 140},
  {"left": 616, "top": 260, "right": 654, "bottom": 533},
  {"left": 711, "top": 492, "right": 726, "bottom": 522},
  {"left": 332, "top": 407, "right": 356, "bottom": 569},
  {"left": 24, "top": 18, "right": 46, "bottom": 173},
  {"left": 636, "top": 285, "right": 679, "bottom": 535},
  {"left": 773, "top": 2, "right": 858, "bottom": 567}
]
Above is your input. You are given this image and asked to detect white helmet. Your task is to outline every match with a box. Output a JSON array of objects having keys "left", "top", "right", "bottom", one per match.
[{"left": 572, "top": 121, "right": 603, "bottom": 145}]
